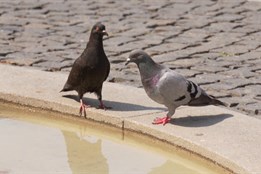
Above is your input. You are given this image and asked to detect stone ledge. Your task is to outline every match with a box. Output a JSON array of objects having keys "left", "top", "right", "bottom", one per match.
[{"left": 0, "top": 64, "right": 260, "bottom": 174}]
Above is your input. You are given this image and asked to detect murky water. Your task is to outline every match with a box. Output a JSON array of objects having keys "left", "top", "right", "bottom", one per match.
[{"left": 0, "top": 102, "right": 225, "bottom": 174}]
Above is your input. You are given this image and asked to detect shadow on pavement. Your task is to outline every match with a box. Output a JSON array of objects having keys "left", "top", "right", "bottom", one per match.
[
  {"left": 170, "top": 114, "right": 233, "bottom": 127},
  {"left": 62, "top": 94, "right": 165, "bottom": 112}
]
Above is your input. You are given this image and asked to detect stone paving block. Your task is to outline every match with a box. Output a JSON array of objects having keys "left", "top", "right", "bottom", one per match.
[
  {"left": 232, "top": 24, "right": 260, "bottom": 34},
  {"left": 138, "top": 34, "right": 165, "bottom": 46},
  {"left": 185, "top": 45, "right": 219, "bottom": 56},
  {"left": 222, "top": 78, "right": 257, "bottom": 90},
  {"left": 108, "top": 68, "right": 142, "bottom": 87},
  {"left": 166, "top": 35, "right": 202, "bottom": 45},
  {"left": 157, "top": 4, "right": 190, "bottom": 17},
  {"left": 202, "top": 33, "right": 243, "bottom": 49},
  {"left": 244, "top": 102, "right": 261, "bottom": 116},
  {"left": 235, "top": 39, "right": 260, "bottom": 50},
  {"left": 213, "top": 13, "right": 245, "bottom": 22},
  {"left": 44, "top": 2, "right": 70, "bottom": 12},
  {"left": 189, "top": 73, "right": 231, "bottom": 85},
  {"left": 0, "top": 57, "right": 41, "bottom": 66},
  {"left": 176, "top": 16, "right": 214, "bottom": 30},
  {"left": 246, "top": 32, "right": 261, "bottom": 43},
  {"left": 151, "top": 26, "right": 183, "bottom": 39},
  {"left": 0, "top": 15, "right": 29, "bottom": 26},
  {"left": 165, "top": 57, "right": 204, "bottom": 68},
  {"left": 216, "top": 52, "right": 261, "bottom": 62},
  {"left": 105, "top": 36, "right": 137, "bottom": 47},
  {"left": 205, "top": 59, "right": 236, "bottom": 68},
  {"left": 244, "top": 1, "right": 261, "bottom": 10},
  {"left": 219, "top": 67, "right": 257, "bottom": 79},
  {"left": 200, "top": 82, "right": 234, "bottom": 91},
  {"left": 145, "top": 42, "right": 186, "bottom": 55},
  {"left": 174, "top": 68, "right": 202, "bottom": 78},
  {"left": 153, "top": 51, "right": 190, "bottom": 63},
  {"left": 123, "top": 28, "right": 149, "bottom": 39},
  {"left": 216, "top": 0, "right": 246, "bottom": 8},
  {"left": 190, "top": 0, "right": 217, "bottom": 7},
  {"left": 239, "top": 84, "right": 261, "bottom": 96},
  {"left": 190, "top": 64, "right": 228, "bottom": 73},
  {"left": 0, "top": 45, "right": 22, "bottom": 56},
  {"left": 192, "top": 4, "right": 222, "bottom": 16},
  {"left": 146, "top": 19, "right": 176, "bottom": 29},
  {"left": 207, "top": 22, "right": 245, "bottom": 33},
  {"left": 211, "top": 45, "right": 253, "bottom": 56},
  {"left": 32, "top": 60, "right": 68, "bottom": 72},
  {"left": 180, "top": 28, "right": 212, "bottom": 39}
]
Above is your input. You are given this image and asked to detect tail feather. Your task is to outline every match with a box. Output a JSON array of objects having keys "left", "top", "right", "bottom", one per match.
[
  {"left": 210, "top": 98, "right": 228, "bottom": 107},
  {"left": 60, "top": 83, "right": 73, "bottom": 92},
  {"left": 188, "top": 92, "right": 228, "bottom": 107}
]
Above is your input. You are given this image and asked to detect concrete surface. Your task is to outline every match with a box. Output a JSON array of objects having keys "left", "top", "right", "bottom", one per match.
[
  {"left": 0, "top": 64, "right": 261, "bottom": 174},
  {"left": 0, "top": 0, "right": 260, "bottom": 117}
]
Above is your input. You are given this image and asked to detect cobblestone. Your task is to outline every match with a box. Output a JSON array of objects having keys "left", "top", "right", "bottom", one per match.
[{"left": 0, "top": 0, "right": 260, "bottom": 117}]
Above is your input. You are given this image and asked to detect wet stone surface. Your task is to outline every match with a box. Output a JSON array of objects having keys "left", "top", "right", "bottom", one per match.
[{"left": 0, "top": 0, "right": 260, "bottom": 117}]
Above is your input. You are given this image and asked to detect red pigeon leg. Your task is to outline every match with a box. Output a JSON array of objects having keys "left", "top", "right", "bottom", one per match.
[{"left": 98, "top": 100, "right": 106, "bottom": 110}]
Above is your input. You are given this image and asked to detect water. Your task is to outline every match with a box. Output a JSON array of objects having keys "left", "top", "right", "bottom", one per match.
[{"left": 0, "top": 102, "right": 224, "bottom": 174}]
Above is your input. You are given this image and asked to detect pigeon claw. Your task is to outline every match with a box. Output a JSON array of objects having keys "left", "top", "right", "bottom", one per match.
[
  {"left": 98, "top": 104, "right": 106, "bottom": 110},
  {"left": 79, "top": 105, "right": 87, "bottom": 118},
  {"left": 98, "top": 100, "right": 111, "bottom": 110},
  {"left": 79, "top": 104, "right": 90, "bottom": 118},
  {"left": 152, "top": 116, "right": 171, "bottom": 125},
  {"left": 79, "top": 99, "right": 90, "bottom": 118}
]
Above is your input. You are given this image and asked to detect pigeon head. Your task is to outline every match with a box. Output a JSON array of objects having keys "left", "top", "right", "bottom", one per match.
[
  {"left": 125, "top": 50, "right": 152, "bottom": 66},
  {"left": 91, "top": 22, "right": 108, "bottom": 37},
  {"left": 126, "top": 50, "right": 163, "bottom": 83}
]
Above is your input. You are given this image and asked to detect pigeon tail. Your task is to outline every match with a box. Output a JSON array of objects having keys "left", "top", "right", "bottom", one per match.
[
  {"left": 210, "top": 98, "right": 228, "bottom": 107},
  {"left": 188, "top": 92, "right": 228, "bottom": 107},
  {"left": 60, "top": 83, "right": 73, "bottom": 92}
]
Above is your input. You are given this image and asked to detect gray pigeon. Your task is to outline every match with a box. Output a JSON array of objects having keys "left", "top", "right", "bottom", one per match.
[
  {"left": 61, "top": 22, "right": 110, "bottom": 117},
  {"left": 126, "top": 50, "right": 227, "bottom": 125}
]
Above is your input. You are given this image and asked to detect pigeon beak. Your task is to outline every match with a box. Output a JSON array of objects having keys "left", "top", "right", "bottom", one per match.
[
  {"left": 102, "top": 30, "right": 108, "bottom": 36},
  {"left": 125, "top": 58, "right": 131, "bottom": 66}
]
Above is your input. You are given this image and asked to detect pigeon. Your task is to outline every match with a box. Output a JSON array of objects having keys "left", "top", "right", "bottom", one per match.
[
  {"left": 61, "top": 22, "right": 110, "bottom": 117},
  {"left": 126, "top": 50, "right": 227, "bottom": 125}
]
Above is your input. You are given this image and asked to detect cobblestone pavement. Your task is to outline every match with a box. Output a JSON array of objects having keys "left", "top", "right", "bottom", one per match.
[{"left": 0, "top": 0, "right": 260, "bottom": 117}]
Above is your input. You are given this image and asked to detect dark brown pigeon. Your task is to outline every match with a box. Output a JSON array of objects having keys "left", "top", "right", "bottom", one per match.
[{"left": 61, "top": 22, "right": 110, "bottom": 117}]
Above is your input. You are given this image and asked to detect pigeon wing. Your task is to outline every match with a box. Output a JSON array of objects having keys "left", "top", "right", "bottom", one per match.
[
  {"left": 62, "top": 56, "right": 92, "bottom": 91},
  {"left": 157, "top": 70, "right": 193, "bottom": 106},
  {"left": 158, "top": 69, "right": 206, "bottom": 106},
  {"left": 157, "top": 69, "right": 226, "bottom": 107}
]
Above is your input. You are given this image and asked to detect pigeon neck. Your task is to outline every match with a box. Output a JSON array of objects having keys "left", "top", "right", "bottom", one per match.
[
  {"left": 138, "top": 60, "right": 162, "bottom": 80},
  {"left": 88, "top": 34, "right": 104, "bottom": 49}
]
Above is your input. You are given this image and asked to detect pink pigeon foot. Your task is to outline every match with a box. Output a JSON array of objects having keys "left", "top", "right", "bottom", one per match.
[
  {"left": 98, "top": 100, "right": 111, "bottom": 110},
  {"left": 79, "top": 99, "right": 90, "bottom": 118},
  {"left": 152, "top": 116, "right": 171, "bottom": 125}
]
